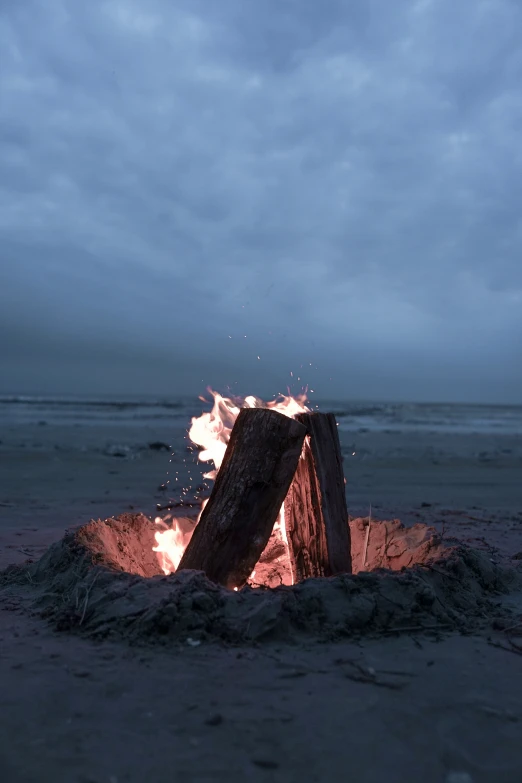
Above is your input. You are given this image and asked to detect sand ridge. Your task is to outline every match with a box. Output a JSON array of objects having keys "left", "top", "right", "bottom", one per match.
[{"left": 2, "top": 514, "right": 518, "bottom": 646}]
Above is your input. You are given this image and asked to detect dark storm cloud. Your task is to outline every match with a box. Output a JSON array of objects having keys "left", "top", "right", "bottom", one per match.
[{"left": 1, "top": 0, "right": 521, "bottom": 401}]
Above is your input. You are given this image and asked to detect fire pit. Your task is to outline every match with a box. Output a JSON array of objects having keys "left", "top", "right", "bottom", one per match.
[
  {"left": 2, "top": 392, "right": 519, "bottom": 644},
  {"left": 16, "top": 511, "right": 516, "bottom": 644}
]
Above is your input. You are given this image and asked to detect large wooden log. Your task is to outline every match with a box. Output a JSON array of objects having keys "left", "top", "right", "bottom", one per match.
[
  {"left": 285, "top": 412, "right": 352, "bottom": 580},
  {"left": 177, "top": 407, "right": 307, "bottom": 589}
]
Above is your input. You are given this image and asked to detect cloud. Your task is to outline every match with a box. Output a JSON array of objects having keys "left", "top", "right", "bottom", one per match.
[{"left": 1, "top": 0, "right": 521, "bottom": 401}]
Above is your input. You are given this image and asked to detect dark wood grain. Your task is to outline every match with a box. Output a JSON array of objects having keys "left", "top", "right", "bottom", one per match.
[{"left": 177, "top": 407, "right": 307, "bottom": 589}]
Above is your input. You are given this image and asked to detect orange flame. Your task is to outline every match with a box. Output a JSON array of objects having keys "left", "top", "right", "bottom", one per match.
[
  {"left": 153, "top": 389, "right": 309, "bottom": 584},
  {"left": 153, "top": 516, "right": 192, "bottom": 575}
]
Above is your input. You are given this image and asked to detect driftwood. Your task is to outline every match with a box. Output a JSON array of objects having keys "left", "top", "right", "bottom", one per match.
[
  {"left": 177, "top": 407, "right": 306, "bottom": 588},
  {"left": 285, "top": 412, "right": 351, "bottom": 580}
]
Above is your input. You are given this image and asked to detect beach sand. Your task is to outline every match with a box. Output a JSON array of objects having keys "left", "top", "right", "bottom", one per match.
[{"left": 1, "top": 418, "right": 522, "bottom": 781}]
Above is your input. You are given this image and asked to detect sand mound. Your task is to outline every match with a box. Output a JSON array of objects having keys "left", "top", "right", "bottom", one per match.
[{"left": 3, "top": 514, "right": 519, "bottom": 644}]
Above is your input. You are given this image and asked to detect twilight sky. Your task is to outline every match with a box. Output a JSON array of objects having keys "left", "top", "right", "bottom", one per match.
[{"left": 1, "top": 0, "right": 522, "bottom": 403}]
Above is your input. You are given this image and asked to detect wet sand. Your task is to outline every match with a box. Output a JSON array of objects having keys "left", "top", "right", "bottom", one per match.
[{"left": 1, "top": 420, "right": 522, "bottom": 782}]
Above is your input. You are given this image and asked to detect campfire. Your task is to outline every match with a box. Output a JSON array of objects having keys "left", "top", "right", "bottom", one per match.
[
  {"left": 152, "top": 391, "right": 352, "bottom": 590},
  {"left": 10, "top": 389, "right": 517, "bottom": 644}
]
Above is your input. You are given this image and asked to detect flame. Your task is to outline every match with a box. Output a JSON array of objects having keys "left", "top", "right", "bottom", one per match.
[
  {"left": 188, "top": 390, "right": 308, "bottom": 479},
  {"left": 153, "top": 516, "right": 192, "bottom": 575},
  {"left": 153, "top": 389, "right": 310, "bottom": 584}
]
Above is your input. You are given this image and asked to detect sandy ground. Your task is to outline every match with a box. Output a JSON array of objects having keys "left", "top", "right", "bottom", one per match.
[{"left": 1, "top": 421, "right": 522, "bottom": 782}]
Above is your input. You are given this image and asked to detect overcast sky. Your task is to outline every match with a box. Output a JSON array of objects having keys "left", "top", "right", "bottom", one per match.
[{"left": 1, "top": 0, "right": 521, "bottom": 403}]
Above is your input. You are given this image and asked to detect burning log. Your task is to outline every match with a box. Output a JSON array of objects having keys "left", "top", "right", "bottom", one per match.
[
  {"left": 285, "top": 413, "right": 352, "bottom": 580},
  {"left": 284, "top": 437, "right": 329, "bottom": 581},
  {"left": 177, "top": 407, "right": 307, "bottom": 589}
]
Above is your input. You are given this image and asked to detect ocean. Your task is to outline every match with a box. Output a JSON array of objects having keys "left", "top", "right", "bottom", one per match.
[{"left": 1, "top": 394, "right": 522, "bottom": 436}]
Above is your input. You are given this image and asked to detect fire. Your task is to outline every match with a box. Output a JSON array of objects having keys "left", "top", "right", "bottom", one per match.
[
  {"left": 189, "top": 390, "right": 309, "bottom": 479},
  {"left": 153, "top": 389, "right": 309, "bottom": 582},
  {"left": 152, "top": 515, "right": 192, "bottom": 574}
]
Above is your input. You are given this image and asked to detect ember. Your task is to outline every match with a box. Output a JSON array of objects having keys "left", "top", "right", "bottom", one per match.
[{"left": 153, "top": 391, "right": 351, "bottom": 590}]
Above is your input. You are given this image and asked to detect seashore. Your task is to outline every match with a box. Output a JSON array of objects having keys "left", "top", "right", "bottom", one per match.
[{"left": 1, "top": 406, "right": 522, "bottom": 781}]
